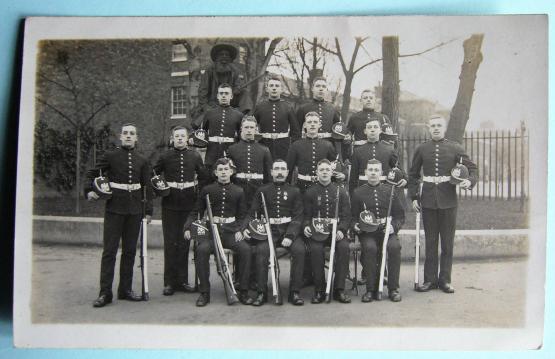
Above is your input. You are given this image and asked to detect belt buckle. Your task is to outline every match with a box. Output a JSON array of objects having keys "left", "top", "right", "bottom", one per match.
[
  {"left": 271, "top": 133, "right": 278, "bottom": 140},
  {"left": 177, "top": 183, "right": 185, "bottom": 190},
  {"left": 311, "top": 176, "right": 318, "bottom": 182}
]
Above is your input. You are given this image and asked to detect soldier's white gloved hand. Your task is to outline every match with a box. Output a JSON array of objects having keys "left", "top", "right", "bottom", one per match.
[
  {"left": 188, "top": 138, "right": 195, "bottom": 146},
  {"left": 87, "top": 191, "right": 99, "bottom": 201},
  {"left": 336, "top": 230, "right": 344, "bottom": 241},
  {"left": 281, "top": 237, "right": 292, "bottom": 247},
  {"left": 243, "top": 228, "right": 251, "bottom": 239},
  {"left": 412, "top": 200, "right": 421, "bottom": 213},
  {"left": 303, "top": 226, "right": 312, "bottom": 238},
  {"left": 184, "top": 230, "right": 191, "bottom": 240},
  {"left": 459, "top": 179, "right": 471, "bottom": 189},
  {"left": 385, "top": 222, "right": 394, "bottom": 234},
  {"left": 396, "top": 179, "right": 407, "bottom": 188},
  {"left": 235, "top": 231, "right": 244, "bottom": 242},
  {"left": 353, "top": 223, "right": 361, "bottom": 234}
]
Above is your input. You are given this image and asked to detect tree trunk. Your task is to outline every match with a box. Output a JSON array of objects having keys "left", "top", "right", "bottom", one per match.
[
  {"left": 75, "top": 128, "right": 81, "bottom": 214},
  {"left": 446, "top": 34, "right": 484, "bottom": 143},
  {"left": 341, "top": 74, "right": 353, "bottom": 123},
  {"left": 382, "top": 36, "right": 400, "bottom": 132}
]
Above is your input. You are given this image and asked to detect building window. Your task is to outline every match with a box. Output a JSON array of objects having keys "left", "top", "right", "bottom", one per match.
[
  {"left": 171, "top": 86, "right": 188, "bottom": 119},
  {"left": 172, "top": 44, "right": 188, "bottom": 62}
]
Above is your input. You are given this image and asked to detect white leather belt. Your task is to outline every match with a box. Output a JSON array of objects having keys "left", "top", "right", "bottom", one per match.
[
  {"left": 317, "top": 132, "right": 332, "bottom": 139},
  {"left": 208, "top": 136, "right": 235, "bottom": 143},
  {"left": 353, "top": 140, "right": 367, "bottom": 146},
  {"left": 167, "top": 180, "right": 197, "bottom": 189},
  {"left": 297, "top": 174, "right": 318, "bottom": 182},
  {"left": 423, "top": 176, "right": 451, "bottom": 184},
  {"left": 358, "top": 175, "right": 387, "bottom": 181},
  {"left": 269, "top": 217, "right": 291, "bottom": 224},
  {"left": 212, "top": 216, "right": 236, "bottom": 224},
  {"left": 109, "top": 182, "right": 141, "bottom": 191},
  {"left": 313, "top": 218, "right": 337, "bottom": 223},
  {"left": 260, "top": 131, "right": 289, "bottom": 139},
  {"left": 235, "top": 173, "right": 264, "bottom": 180}
]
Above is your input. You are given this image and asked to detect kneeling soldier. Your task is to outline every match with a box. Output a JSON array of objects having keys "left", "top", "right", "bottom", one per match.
[
  {"left": 244, "top": 159, "right": 305, "bottom": 306},
  {"left": 351, "top": 159, "right": 405, "bottom": 302},
  {"left": 184, "top": 158, "right": 254, "bottom": 306},
  {"left": 303, "top": 159, "right": 351, "bottom": 304}
]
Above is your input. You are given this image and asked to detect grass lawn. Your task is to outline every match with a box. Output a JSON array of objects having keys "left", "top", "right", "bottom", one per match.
[{"left": 33, "top": 196, "right": 528, "bottom": 230}]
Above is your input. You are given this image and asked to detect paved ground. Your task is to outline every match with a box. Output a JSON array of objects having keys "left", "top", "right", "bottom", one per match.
[{"left": 31, "top": 243, "right": 526, "bottom": 328}]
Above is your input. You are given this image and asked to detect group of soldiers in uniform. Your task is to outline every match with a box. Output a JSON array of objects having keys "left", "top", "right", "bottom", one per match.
[{"left": 85, "top": 44, "right": 477, "bottom": 309}]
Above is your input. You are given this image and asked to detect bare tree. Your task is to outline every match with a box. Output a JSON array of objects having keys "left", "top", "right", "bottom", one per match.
[
  {"left": 446, "top": 34, "right": 484, "bottom": 143},
  {"left": 37, "top": 49, "right": 111, "bottom": 213}
]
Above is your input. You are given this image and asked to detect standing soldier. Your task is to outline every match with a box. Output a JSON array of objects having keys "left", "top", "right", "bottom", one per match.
[
  {"left": 296, "top": 77, "right": 340, "bottom": 141},
  {"left": 349, "top": 119, "right": 406, "bottom": 191},
  {"left": 153, "top": 126, "right": 206, "bottom": 296},
  {"left": 286, "top": 112, "right": 339, "bottom": 193},
  {"left": 351, "top": 159, "right": 405, "bottom": 302},
  {"left": 408, "top": 115, "right": 477, "bottom": 294},
  {"left": 227, "top": 116, "right": 272, "bottom": 208},
  {"left": 303, "top": 159, "right": 352, "bottom": 304},
  {"left": 85, "top": 123, "right": 153, "bottom": 308},
  {"left": 347, "top": 89, "right": 391, "bottom": 150},
  {"left": 253, "top": 75, "right": 300, "bottom": 160},
  {"left": 193, "top": 83, "right": 243, "bottom": 170},
  {"left": 243, "top": 159, "right": 306, "bottom": 306},
  {"left": 184, "top": 157, "right": 254, "bottom": 306}
]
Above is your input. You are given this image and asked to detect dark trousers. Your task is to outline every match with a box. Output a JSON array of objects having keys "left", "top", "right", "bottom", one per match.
[
  {"left": 99, "top": 212, "right": 142, "bottom": 297},
  {"left": 195, "top": 230, "right": 252, "bottom": 293},
  {"left": 309, "top": 237, "right": 350, "bottom": 292},
  {"left": 422, "top": 207, "right": 457, "bottom": 285},
  {"left": 205, "top": 142, "right": 232, "bottom": 168},
  {"left": 234, "top": 179, "right": 263, "bottom": 209},
  {"left": 161, "top": 208, "right": 191, "bottom": 287},
  {"left": 249, "top": 236, "right": 306, "bottom": 293},
  {"left": 358, "top": 232, "right": 401, "bottom": 292}
]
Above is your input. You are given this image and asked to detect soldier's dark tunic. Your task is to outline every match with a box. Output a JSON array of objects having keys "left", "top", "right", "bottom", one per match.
[
  {"left": 245, "top": 182, "right": 305, "bottom": 293},
  {"left": 347, "top": 109, "right": 390, "bottom": 146},
  {"left": 194, "top": 104, "right": 243, "bottom": 168},
  {"left": 349, "top": 140, "right": 401, "bottom": 190},
  {"left": 286, "top": 136, "right": 337, "bottom": 193},
  {"left": 253, "top": 99, "right": 300, "bottom": 160},
  {"left": 296, "top": 99, "right": 341, "bottom": 141},
  {"left": 408, "top": 138, "right": 477, "bottom": 285},
  {"left": 303, "top": 182, "right": 351, "bottom": 293},
  {"left": 85, "top": 147, "right": 153, "bottom": 299},
  {"left": 351, "top": 183, "right": 405, "bottom": 292},
  {"left": 184, "top": 182, "right": 252, "bottom": 294},
  {"left": 227, "top": 139, "right": 272, "bottom": 208},
  {"left": 153, "top": 147, "right": 206, "bottom": 290}
]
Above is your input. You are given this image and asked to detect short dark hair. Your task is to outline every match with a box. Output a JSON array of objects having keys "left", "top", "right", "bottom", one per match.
[
  {"left": 365, "top": 118, "right": 381, "bottom": 126},
  {"left": 241, "top": 115, "right": 258, "bottom": 127},
  {"left": 312, "top": 76, "right": 327, "bottom": 86},
  {"left": 366, "top": 159, "right": 383, "bottom": 167},
  {"left": 304, "top": 111, "right": 321, "bottom": 121},
  {"left": 429, "top": 114, "right": 445, "bottom": 122},
  {"left": 267, "top": 74, "right": 282, "bottom": 83},
  {"left": 272, "top": 158, "right": 287, "bottom": 167},
  {"left": 361, "top": 89, "right": 373, "bottom": 97},
  {"left": 121, "top": 123, "right": 137, "bottom": 129},
  {"left": 171, "top": 126, "right": 188, "bottom": 135},
  {"left": 218, "top": 83, "right": 233, "bottom": 91},
  {"left": 214, "top": 157, "right": 233, "bottom": 168},
  {"left": 317, "top": 159, "right": 332, "bottom": 168}
]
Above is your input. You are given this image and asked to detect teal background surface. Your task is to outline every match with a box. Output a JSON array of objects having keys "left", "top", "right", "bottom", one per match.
[{"left": 0, "top": 0, "right": 553, "bottom": 357}]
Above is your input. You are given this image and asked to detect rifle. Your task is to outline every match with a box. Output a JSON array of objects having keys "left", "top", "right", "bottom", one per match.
[
  {"left": 139, "top": 186, "right": 149, "bottom": 301},
  {"left": 325, "top": 187, "right": 341, "bottom": 303},
  {"left": 377, "top": 184, "right": 396, "bottom": 300},
  {"left": 205, "top": 194, "right": 239, "bottom": 305},
  {"left": 260, "top": 192, "right": 283, "bottom": 305}
]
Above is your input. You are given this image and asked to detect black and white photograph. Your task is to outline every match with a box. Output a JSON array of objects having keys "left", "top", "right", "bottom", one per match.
[{"left": 14, "top": 16, "right": 547, "bottom": 349}]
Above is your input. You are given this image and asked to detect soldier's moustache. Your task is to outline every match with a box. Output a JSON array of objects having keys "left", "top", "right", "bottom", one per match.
[{"left": 215, "top": 62, "right": 232, "bottom": 73}]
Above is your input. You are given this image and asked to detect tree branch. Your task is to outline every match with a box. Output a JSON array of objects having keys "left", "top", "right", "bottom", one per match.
[
  {"left": 261, "top": 37, "right": 283, "bottom": 75},
  {"left": 304, "top": 38, "right": 339, "bottom": 56},
  {"left": 353, "top": 58, "right": 383, "bottom": 74},
  {"left": 83, "top": 101, "right": 111, "bottom": 127},
  {"left": 399, "top": 38, "right": 458, "bottom": 58},
  {"left": 38, "top": 72, "right": 73, "bottom": 93},
  {"left": 37, "top": 97, "right": 77, "bottom": 128},
  {"left": 334, "top": 38, "right": 348, "bottom": 74}
]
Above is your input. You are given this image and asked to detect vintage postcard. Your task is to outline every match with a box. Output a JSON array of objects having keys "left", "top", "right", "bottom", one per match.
[{"left": 14, "top": 16, "right": 547, "bottom": 349}]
